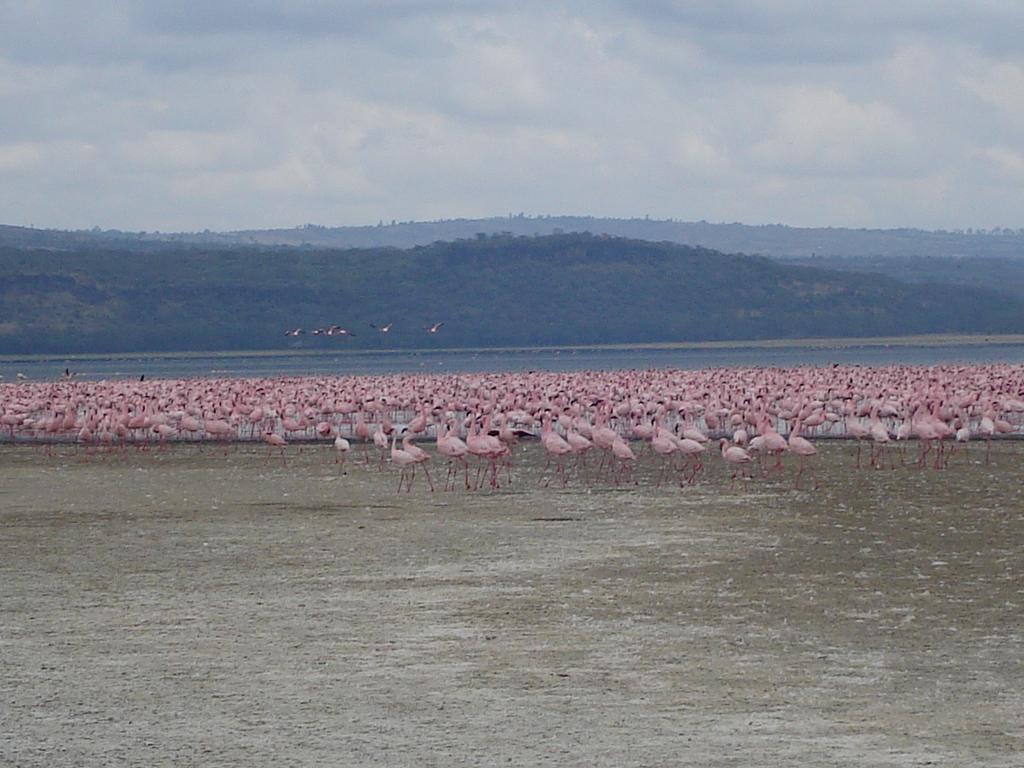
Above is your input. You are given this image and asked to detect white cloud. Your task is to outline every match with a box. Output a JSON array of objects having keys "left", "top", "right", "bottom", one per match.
[
  {"left": 0, "top": 143, "right": 44, "bottom": 171},
  {"left": 672, "top": 133, "right": 730, "bottom": 175},
  {"left": 974, "top": 146, "right": 1024, "bottom": 182},
  {"left": 118, "top": 130, "right": 266, "bottom": 172},
  {"left": 748, "top": 87, "right": 915, "bottom": 175},
  {"left": 961, "top": 62, "right": 1024, "bottom": 121}
]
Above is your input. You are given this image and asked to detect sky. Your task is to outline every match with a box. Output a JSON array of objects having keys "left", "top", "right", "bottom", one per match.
[{"left": 1, "top": 0, "right": 1023, "bottom": 233}]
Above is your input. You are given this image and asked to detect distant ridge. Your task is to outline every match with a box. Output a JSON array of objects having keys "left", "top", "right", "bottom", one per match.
[
  {"left": 228, "top": 216, "right": 1024, "bottom": 259},
  {"left": 3, "top": 215, "right": 1024, "bottom": 259}
]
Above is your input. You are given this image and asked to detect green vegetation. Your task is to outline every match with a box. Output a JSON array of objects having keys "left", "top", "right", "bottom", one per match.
[
  {"left": 1, "top": 233, "right": 1023, "bottom": 354},
  {"left": 781, "top": 254, "right": 1024, "bottom": 300}
]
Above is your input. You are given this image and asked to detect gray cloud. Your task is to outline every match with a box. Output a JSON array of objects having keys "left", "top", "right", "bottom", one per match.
[{"left": 0, "top": 1, "right": 1021, "bottom": 231}]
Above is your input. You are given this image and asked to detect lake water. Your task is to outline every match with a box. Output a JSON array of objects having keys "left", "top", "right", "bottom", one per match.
[{"left": 4, "top": 340, "right": 1024, "bottom": 381}]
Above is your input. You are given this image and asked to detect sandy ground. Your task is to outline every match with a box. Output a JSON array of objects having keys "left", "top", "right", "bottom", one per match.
[{"left": 2, "top": 442, "right": 1022, "bottom": 766}]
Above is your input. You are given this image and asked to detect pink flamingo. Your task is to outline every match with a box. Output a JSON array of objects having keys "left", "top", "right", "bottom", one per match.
[
  {"left": 787, "top": 420, "right": 818, "bottom": 490},
  {"left": 539, "top": 412, "right": 572, "bottom": 487},
  {"left": 372, "top": 424, "right": 389, "bottom": 470},
  {"left": 353, "top": 412, "right": 372, "bottom": 464},
  {"left": 846, "top": 418, "right": 870, "bottom": 468},
  {"left": 263, "top": 430, "right": 287, "bottom": 461},
  {"left": 436, "top": 420, "right": 471, "bottom": 491},
  {"left": 401, "top": 432, "right": 435, "bottom": 492},
  {"left": 673, "top": 429, "right": 706, "bottom": 485},
  {"left": 467, "top": 416, "right": 506, "bottom": 490},
  {"left": 390, "top": 433, "right": 418, "bottom": 492},
  {"left": 651, "top": 422, "right": 677, "bottom": 487},
  {"left": 868, "top": 407, "right": 893, "bottom": 469},
  {"left": 334, "top": 435, "right": 350, "bottom": 472},
  {"left": 610, "top": 436, "right": 636, "bottom": 485},
  {"left": 719, "top": 438, "right": 752, "bottom": 486}
]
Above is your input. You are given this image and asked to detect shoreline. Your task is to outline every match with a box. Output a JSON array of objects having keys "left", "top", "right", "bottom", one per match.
[{"left": 4, "top": 333, "right": 1024, "bottom": 364}]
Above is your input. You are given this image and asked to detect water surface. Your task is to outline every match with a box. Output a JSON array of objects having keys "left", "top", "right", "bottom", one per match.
[{"left": 5, "top": 338, "right": 1024, "bottom": 381}]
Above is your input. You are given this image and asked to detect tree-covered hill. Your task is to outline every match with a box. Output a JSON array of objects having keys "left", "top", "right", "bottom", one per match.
[
  {"left": 779, "top": 254, "right": 1024, "bottom": 301},
  {"left": 1, "top": 233, "right": 1022, "bottom": 354}
]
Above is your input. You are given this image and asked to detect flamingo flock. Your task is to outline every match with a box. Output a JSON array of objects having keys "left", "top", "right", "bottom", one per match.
[{"left": 2, "top": 363, "right": 1023, "bottom": 491}]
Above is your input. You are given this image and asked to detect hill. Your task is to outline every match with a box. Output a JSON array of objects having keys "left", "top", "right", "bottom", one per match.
[
  {"left": 0, "top": 233, "right": 1022, "bottom": 355},
  {"left": 4, "top": 216, "right": 1024, "bottom": 259},
  {"left": 779, "top": 254, "right": 1024, "bottom": 301},
  {"left": 229, "top": 217, "right": 1024, "bottom": 260}
]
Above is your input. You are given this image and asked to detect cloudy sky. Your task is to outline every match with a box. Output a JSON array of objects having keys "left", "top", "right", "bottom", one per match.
[{"left": 1, "top": 1, "right": 1022, "bottom": 232}]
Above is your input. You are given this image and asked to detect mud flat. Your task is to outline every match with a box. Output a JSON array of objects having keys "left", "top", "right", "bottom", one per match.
[{"left": 2, "top": 443, "right": 1022, "bottom": 766}]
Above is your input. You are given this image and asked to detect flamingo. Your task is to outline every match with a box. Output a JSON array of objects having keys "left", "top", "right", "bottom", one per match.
[
  {"left": 868, "top": 407, "right": 893, "bottom": 469},
  {"left": 436, "top": 420, "right": 471, "bottom": 491},
  {"left": 846, "top": 418, "right": 870, "bottom": 468},
  {"left": 978, "top": 411, "right": 996, "bottom": 465},
  {"left": 590, "top": 409, "right": 619, "bottom": 476},
  {"left": 651, "top": 422, "right": 677, "bottom": 487},
  {"left": 401, "top": 432, "right": 434, "bottom": 492},
  {"left": 354, "top": 413, "right": 372, "bottom": 464},
  {"left": 719, "top": 438, "right": 752, "bottom": 486},
  {"left": 263, "top": 430, "right": 287, "bottom": 461},
  {"left": 372, "top": 425, "right": 389, "bottom": 470},
  {"left": 757, "top": 416, "right": 788, "bottom": 474},
  {"left": 390, "top": 433, "right": 418, "bottom": 492},
  {"left": 334, "top": 435, "right": 350, "bottom": 471},
  {"left": 672, "top": 429, "right": 706, "bottom": 485},
  {"left": 610, "top": 436, "right": 636, "bottom": 485},
  {"left": 565, "top": 427, "right": 593, "bottom": 474},
  {"left": 787, "top": 420, "right": 818, "bottom": 490},
  {"left": 467, "top": 416, "right": 506, "bottom": 490},
  {"left": 539, "top": 412, "right": 572, "bottom": 487}
]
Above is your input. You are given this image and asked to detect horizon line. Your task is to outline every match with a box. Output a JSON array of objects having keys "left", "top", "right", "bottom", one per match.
[{"left": 4, "top": 215, "right": 1023, "bottom": 239}]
